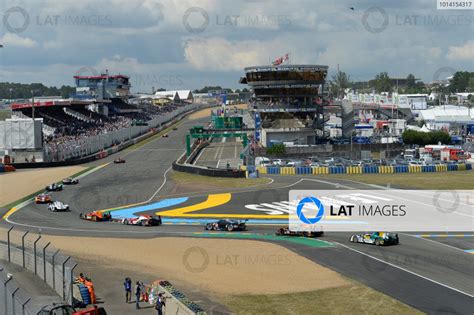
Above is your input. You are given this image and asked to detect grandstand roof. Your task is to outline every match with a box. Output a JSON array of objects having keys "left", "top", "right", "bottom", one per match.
[
  {"left": 73, "top": 74, "right": 129, "bottom": 79},
  {"left": 11, "top": 99, "right": 94, "bottom": 110}
]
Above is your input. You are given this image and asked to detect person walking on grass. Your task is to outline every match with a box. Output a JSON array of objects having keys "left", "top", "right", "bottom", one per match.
[
  {"left": 124, "top": 277, "right": 132, "bottom": 303},
  {"left": 135, "top": 281, "right": 141, "bottom": 309}
]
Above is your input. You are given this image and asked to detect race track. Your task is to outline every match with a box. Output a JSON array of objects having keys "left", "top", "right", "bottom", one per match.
[{"left": 2, "top": 114, "right": 473, "bottom": 315}]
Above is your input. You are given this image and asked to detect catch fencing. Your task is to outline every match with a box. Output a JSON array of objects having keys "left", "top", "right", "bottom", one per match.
[
  {"left": 43, "top": 103, "right": 204, "bottom": 162},
  {"left": 0, "top": 227, "right": 76, "bottom": 314}
]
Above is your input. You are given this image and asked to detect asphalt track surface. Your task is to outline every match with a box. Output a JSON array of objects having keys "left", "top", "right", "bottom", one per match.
[{"left": 2, "top": 115, "right": 474, "bottom": 314}]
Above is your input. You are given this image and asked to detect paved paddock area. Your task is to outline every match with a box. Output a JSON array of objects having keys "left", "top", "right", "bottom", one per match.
[{"left": 194, "top": 137, "right": 243, "bottom": 169}]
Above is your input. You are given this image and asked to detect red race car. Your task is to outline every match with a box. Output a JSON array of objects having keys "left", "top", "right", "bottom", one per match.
[
  {"left": 35, "top": 194, "right": 52, "bottom": 204},
  {"left": 121, "top": 215, "right": 162, "bottom": 226}
]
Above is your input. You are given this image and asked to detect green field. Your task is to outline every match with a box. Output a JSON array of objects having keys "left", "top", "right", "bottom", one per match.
[
  {"left": 224, "top": 284, "right": 422, "bottom": 315},
  {"left": 0, "top": 109, "right": 11, "bottom": 121},
  {"left": 324, "top": 170, "right": 473, "bottom": 189}
]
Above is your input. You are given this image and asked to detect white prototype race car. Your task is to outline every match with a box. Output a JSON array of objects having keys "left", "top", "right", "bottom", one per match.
[{"left": 48, "top": 201, "right": 70, "bottom": 212}]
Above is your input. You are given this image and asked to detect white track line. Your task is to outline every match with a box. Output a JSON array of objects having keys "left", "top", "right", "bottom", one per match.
[
  {"left": 402, "top": 233, "right": 473, "bottom": 254},
  {"left": 334, "top": 241, "right": 474, "bottom": 298}
]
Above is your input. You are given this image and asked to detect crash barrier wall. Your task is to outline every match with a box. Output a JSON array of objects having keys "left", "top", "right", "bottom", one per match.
[
  {"left": 173, "top": 161, "right": 246, "bottom": 178},
  {"left": 0, "top": 228, "right": 78, "bottom": 313},
  {"left": 243, "top": 163, "right": 472, "bottom": 176},
  {"left": 12, "top": 104, "right": 207, "bottom": 169},
  {"left": 0, "top": 164, "right": 16, "bottom": 172},
  {"left": 154, "top": 280, "right": 206, "bottom": 315},
  {"left": 253, "top": 143, "right": 404, "bottom": 159},
  {"left": 0, "top": 265, "right": 39, "bottom": 315},
  {"left": 42, "top": 103, "right": 205, "bottom": 163}
]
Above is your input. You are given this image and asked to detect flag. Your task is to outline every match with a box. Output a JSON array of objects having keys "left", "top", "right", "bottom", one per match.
[
  {"left": 284, "top": 53, "right": 289, "bottom": 61},
  {"left": 272, "top": 57, "right": 283, "bottom": 66}
]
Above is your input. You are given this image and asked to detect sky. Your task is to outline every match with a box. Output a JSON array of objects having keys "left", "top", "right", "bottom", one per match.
[{"left": 0, "top": 0, "right": 473, "bottom": 93}]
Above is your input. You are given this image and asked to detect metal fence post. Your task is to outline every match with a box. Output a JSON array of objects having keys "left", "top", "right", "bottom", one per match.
[
  {"left": 22, "top": 298, "right": 30, "bottom": 315},
  {"left": 11, "top": 287, "right": 19, "bottom": 314},
  {"left": 52, "top": 249, "right": 60, "bottom": 290},
  {"left": 33, "top": 235, "right": 42, "bottom": 275},
  {"left": 43, "top": 242, "right": 51, "bottom": 282},
  {"left": 4, "top": 277, "right": 12, "bottom": 315},
  {"left": 7, "top": 226, "right": 13, "bottom": 262},
  {"left": 62, "top": 256, "right": 71, "bottom": 301},
  {"left": 70, "top": 263, "right": 78, "bottom": 305},
  {"left": 21, "top": 231, "right": 29, "bottom": 268}
]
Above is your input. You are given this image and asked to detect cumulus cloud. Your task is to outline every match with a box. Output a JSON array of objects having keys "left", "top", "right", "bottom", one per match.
[
  {"left": 447, "top": 41, "right": 474, "bottom": 60},
  {"left": 0, "top": 33, "right": 37, "bottom": 48}
]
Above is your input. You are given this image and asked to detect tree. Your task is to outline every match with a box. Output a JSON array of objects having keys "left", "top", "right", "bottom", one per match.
[
  {"left": 373, "top": 72, "right": 391, "bottom": 93},
  {"left": 402, "top": 130, "right": 451, "bottom": 146},
  {"left": 406, "top": 74, "right": 416, "bottom": 89},
  {"left": 266, "top": 143, "right": 286, "bottom": 156},
  {"left": 330, "top": 71, "right": 351, "bottom": 98},
  {"left": 449, "top": 71, "right": 473, "bottom": 93}
]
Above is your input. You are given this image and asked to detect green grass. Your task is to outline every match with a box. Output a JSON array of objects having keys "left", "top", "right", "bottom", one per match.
[
  {"left": 224, "top": 285, "right": 422, "bottom": 315},
  {"left": 323, "top": 171, "right": 474, "bottom": 189},
  {"left": 0, "top": 109, "right": 11, "bottom": 121},
  {"left": 170, "top": 170, "right": 271, "bottom": 188}
]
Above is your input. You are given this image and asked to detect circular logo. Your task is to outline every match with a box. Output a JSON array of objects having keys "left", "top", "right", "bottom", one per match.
[
  {"left": 362, "top": 7, "right": 388, "bottom": 34},
  {"left": 296, "top": 196, "right": 324, "bottom": 224},
  {"left": 182, "top": 246, "right": 209, "bottom": 273},
  {"left": 432, "top": 190, "right": 460, "bottom": 214},
  {"left": 182, "top": 7, "right": 209, "bottom": 33},
  {"left": 3, "top": 6, "right": 30, "bottom": 34}
]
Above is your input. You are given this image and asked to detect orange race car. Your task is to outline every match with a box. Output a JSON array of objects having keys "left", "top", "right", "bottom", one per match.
[
  {"left": 35, "top": 194, "right": 52, "bottom": 204},
  {"left": 79, "top": 211, "right": 112, "bottom": 222}
]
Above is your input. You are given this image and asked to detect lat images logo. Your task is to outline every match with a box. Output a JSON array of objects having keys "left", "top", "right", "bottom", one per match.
[{"left": 296, "top": 196, "right": 325, "bottom": 224}]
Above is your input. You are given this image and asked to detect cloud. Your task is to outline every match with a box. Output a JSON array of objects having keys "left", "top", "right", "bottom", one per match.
[
  {"left": 447, "top": 41, "right": 474, "bottom": 60},
  {"left": 183, "top": 37, "right": 274, "bottom": 71},
  {"left": 0, "top": 33, "right": 37, "bottom": 48}
]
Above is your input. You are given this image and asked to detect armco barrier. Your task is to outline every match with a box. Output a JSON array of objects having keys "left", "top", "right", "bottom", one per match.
[
  {"left": 250, "top": 163, "right": 472, "bottom": 176},
  {"left": 172, "top": 161, "right": 245, "bottom": 178}
]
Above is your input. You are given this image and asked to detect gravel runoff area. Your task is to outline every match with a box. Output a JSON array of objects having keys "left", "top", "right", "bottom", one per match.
[{"left": 0, "top": 166, "right": 86, "bottom": 207}]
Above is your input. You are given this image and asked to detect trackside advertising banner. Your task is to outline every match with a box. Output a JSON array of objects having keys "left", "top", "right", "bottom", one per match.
[{"left": 288, "top": 190, "right": 473, "bottom": 232}]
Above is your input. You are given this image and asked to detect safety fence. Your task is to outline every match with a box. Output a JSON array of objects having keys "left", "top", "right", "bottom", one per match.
[
  {"left": 242, "top": 163, "right": 473, "bottom": 176},
  {"left": 43, "top": 103, "right": 205, "bottom": 162},
  {"left": 0, "top": 227, "right": 76, "bottom": 314}
]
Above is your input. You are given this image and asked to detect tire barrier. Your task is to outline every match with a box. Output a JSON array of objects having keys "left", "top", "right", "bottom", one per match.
[
  {"left": 0, "top": 164, "right": 16, "bottom": 172},
  {"left": 243, "top": 163, "right": 472, "bottom": 176}
]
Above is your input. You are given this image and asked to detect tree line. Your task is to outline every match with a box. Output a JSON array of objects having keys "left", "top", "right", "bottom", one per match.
[
  {"left": 402, "top": 130, "right": 451, "bottom": 146},
  {"left": 0, "top": 82, "right": 76, "bottom": 100}
]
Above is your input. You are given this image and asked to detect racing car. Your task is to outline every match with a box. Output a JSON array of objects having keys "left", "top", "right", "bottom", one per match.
[
  {"left": 205, "top": 219, "right": 247, "bottom": 232},
  {"left": 62, "top": 177, "right": 79, "bottom": 185},
  {"left": 114, "top": 157, "right": 126, "bottom": 164},
  {"left": 48, "top": 201, "right": 70, "bottom": 212},
  {"left": 350, "top": 232, "right": 399, "bottom": 246},
  {"left": 45, "top": 183, "right": 63, "bottom": 191},
  {"left": 276, "top": 227, "right": 324, "bottom": 238},
  {"left": 35, "top": 194, "right": 52, "bottom": 204},
  {"left": 80, "top": 211, "right": 112, "bottom": 222},
  {"left": 162, "top": 134, "right": 169, "bottom": 138},
  {"left": 121, "top": 215, "right": 162, "bottom": 226}
]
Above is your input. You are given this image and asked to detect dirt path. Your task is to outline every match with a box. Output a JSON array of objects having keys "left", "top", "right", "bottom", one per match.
[
  {"left": 0, "top": 166, "right": 86, "bottom": 207},
  {"left": 43, "top": 236, "right": 348, "bottom": 295}
]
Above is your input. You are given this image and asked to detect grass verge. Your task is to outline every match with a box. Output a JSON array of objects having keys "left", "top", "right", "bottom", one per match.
[
  {"left": 170, "top": 170, "right": 271, "bottom": 188},
  {"left": 323, "top": 171, "right": 473, "bottom": 189},
  {"left": 0, "top": 109, "right": 11, "bottom": 121},
  {"left": 223, "top": 284, "right": 422, "bottom": 315}
]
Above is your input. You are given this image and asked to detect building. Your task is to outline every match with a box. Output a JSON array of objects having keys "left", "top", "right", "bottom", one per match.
[
  {"left": 240, "top": 64, "right": 329, "bottom": 146},
  {"left": 73, "top": 71, "right": 130, "bottom": 100},
  {"left": 417, "top": 105, "right": 474, "bottom": 130}
]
